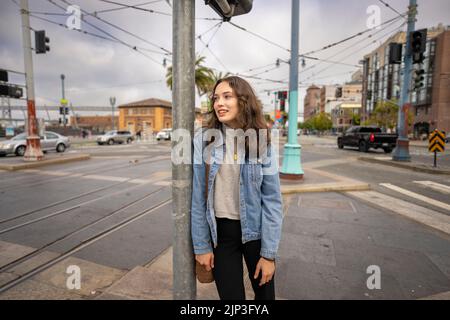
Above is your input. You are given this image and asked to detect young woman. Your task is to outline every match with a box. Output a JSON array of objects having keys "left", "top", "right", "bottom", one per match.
[{"left": 191, "top": 76, "right": 283, "bottom": 300}]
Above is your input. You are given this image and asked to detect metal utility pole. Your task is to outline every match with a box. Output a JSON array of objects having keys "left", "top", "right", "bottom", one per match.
[
  {"left": 109, "top": 97, "right": 116, "bottom": 131},
  {"left": 172, "top": 0, "right": 195, "bottom": 300},
  {"left": 392, "top": 0, "right": 417, "bottom": 162},
  {"left": 61, "top": 74, "right": 67, "bottom": 135},
  {"left": 70, "top": 103, "right": 78, "bottom": 129},
  {"left": 280, "top": 0, "right": 304, "bottom": 179},
  {"left": 20, "top": 0, "right": 43, "bottom": 161}
]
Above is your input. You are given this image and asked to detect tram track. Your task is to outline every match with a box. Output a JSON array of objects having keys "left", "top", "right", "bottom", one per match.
[{"left": 0, "top": 195, "right": 172, "bottom": 294}]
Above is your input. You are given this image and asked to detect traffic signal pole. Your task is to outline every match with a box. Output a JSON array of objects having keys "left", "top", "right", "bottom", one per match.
[
  {"left": 280, "top": 0, "right": 304, "bottom": 179},
  {"left": 61, "top": 74, "right": 67, "bottom": 135},
  {"left": 20, "top": 0, "right": 43, "bottom": 161},
  {"left": 392, "top": 0, "right": 417, "bottom": 162},
  {"left": 172, "top": 0, "right": 195, "bottom": 299}
]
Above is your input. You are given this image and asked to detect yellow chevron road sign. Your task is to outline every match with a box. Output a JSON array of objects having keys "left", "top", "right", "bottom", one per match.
[{"left": 429, "top": 129, "right": 445, "bottom": 153}]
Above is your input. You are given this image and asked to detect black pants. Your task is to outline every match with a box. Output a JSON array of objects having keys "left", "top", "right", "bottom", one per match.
[{"left": 212, "top": 218, "right": 275, "bottom": 300}]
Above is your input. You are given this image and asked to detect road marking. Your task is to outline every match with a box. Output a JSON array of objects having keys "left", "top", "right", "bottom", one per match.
[
  {"left": 379, "top": 183, "right": 450, "bottom": 212},
  {"left": 302, "top": 157, "right": 358, "bottom": 169},
  {"left": 154, "top": 181, "right": 171, "bottom": 186},
  {"left": 82, "top": 175, "right": 129, "bottom": 182},
  {"left": 349, "top": 200, "right": 357, "bottom": 214},
  {"left": 413, "top": 181, "right": 450, "bottom": 195},
  {"left": 347, "top": 190, "right": 450, "bottom": 235}
]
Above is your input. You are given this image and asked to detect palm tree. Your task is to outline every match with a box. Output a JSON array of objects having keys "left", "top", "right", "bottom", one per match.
[{"left": 166, "top": 55, "right": 215, "bottom": 97}]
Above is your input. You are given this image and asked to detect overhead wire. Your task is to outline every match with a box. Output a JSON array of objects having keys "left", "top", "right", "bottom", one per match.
[{"left": 57, "top": 0, "right": 172, "bottom": 55}]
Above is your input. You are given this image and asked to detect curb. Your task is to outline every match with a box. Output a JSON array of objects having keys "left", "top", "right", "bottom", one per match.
[
  {"left": 281, "top": 182, "right": 371, "bottom": 194},
  {"left": 358, "top": 157, "right": 450, "bottom": 175},
  {"left": 0, "top": 154, "right": 91, "bottom": 171}
]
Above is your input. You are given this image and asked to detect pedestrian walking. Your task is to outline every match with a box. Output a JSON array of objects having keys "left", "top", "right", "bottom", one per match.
[
  {"left": 136, "top": 130, "right": 142, "bottom": 141},
  {"left": 191, "top": 76, "right": 283, "bottom": 300}
]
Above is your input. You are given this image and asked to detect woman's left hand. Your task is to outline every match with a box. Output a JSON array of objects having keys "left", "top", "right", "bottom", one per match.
[{"left": 254, "top": 257, "right": 275, "bottom": 286}]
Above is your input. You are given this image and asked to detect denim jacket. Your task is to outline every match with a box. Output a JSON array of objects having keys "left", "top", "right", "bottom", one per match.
[{"left": 191, "top": 128, "right": 283, "bottom": 260}]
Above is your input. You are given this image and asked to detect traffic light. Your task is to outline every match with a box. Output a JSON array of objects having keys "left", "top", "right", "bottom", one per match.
[
  {"left": 280, "top": 99, "right": 285, "bottom": 112},
  {"left": 409, "top": 29, "right": 427, "bottom": 64},
  {"left": 388, "top": 43, "right": 402, "bottom": 65},
  {"left": 205, "top": 0, "right": 253, "bottom": 21},
  {"left": 413, "top": 69, "right": 425, "bottom": 91},
  {"left": 8, "top": 86, "right": 23, "bottom": 98},
  {"left": 59, "top": 107, "right": 70, "bottom": 115},
  {"left": 0, "top": 69, "right": 8, "bottom": 82},
  {"left": 0, "top": 85, "right": 23, "bottom": 98},
  {"left": 35, "top": 30, "right": 50, "bottom": 54},
  {"left": 335, "top": 87, "right": 343, "bottom": 98},
  {"left": 278, "top": 91, "right": 288, "bottom": 100}
]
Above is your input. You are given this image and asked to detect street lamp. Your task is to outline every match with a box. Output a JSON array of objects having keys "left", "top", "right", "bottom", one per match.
[{"left": 110, "top": 96, "right": 116, "bottom": 131}]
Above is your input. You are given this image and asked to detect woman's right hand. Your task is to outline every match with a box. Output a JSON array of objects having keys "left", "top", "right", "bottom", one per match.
[{"left": 195, "top": 253, "right": 214, "bottom": 271}]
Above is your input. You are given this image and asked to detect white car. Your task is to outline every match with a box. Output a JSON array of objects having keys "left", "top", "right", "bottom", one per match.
[
  {"left": 156, "top": 128, "right": 172, "bottom": 141},
  {"left": 0, "top": 131, "right": 71, "bottom": 157}
]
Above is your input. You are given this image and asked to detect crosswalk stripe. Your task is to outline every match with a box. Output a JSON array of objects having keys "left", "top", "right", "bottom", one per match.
[
  {"left": 379, "top": 183, "right": 450, "bottom": 212},
  {"left": 347, "top": 190, "right": 450, "bottom": 235},
  {"left": 413, "top": 181, "right": 450, "bottom": 195}
]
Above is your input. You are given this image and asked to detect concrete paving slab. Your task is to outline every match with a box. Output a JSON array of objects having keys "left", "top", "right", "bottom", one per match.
[
  {"left": 0, "top": 154, "right": 91, "bottom": 171},
  {"left": 33, "top": 256, "right": 127, "bottom": 297},
  {"left": 0, "top": 240, "right": 35, "bottom": 268},
  {"left": 8, "top": 251, "right": 60, "bottom": 276},
  {"left": 420, "top": 291, "right": 450, "bottom": 300},
  {"left": 0, "top": 279, "right": 84, "bottom": 300},
  {"left": 0, "top": 272, "right": 19, "bottom": 287},
  {"left": 104, "top": 265, "right": 172, "bottom": 299}
]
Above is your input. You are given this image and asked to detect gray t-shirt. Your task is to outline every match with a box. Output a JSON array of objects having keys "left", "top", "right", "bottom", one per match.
[{"left": 213, "top": 125, "right": 241, "bottom": 220}]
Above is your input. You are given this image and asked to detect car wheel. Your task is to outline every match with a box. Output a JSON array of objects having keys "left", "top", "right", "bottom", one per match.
[
  {"left": 359, "top": 141, "right": 369, "bottom": 153},
  {"left": 126, "top": 138, "right": 132, "bottom": 144},
  {"left": 97, "top": 142, "right": 103, "bottom": 145},
  {"left": 383, "top": 148, "right": 392, "bottom": 154},
  {"left": 108, "top": 139, "right": 114, "bottom": 145},
  {"left": 56, "top": 143, "right": 66, "bottom": 153},
  {"left": 16, "top": 145, "right": 26, "bottom": 156},
  {"left": 338, "top": 139, "right": 344, "bottom": 149}
]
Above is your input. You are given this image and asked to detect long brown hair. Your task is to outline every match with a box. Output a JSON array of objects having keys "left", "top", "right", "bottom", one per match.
[{"left": 205, "top": 76, "right": 271, "bottom": 153}]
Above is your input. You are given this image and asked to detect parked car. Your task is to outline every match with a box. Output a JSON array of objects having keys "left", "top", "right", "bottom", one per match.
[
  {"left": 0, "top": 131, "right": 71, "bottom": 157},
  {"left": 156, "top": 128, "right": 172, "bottom": 141},
  {"left": 337, "top": 126, "right": 398, "bottom": 153},
  {"left": 97, "top": 130, "right": 134, "bottom": 145}
]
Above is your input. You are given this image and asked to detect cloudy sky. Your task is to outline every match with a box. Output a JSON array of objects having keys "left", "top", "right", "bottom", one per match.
[{"left": 1, "top": 0, "right": 449, "bottom": 118}]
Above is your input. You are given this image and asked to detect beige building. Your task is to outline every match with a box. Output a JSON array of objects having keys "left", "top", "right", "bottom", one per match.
[
  {"left": 319, "top": 85, "right": 338, "bottom": 114},
  {"left": 118, "top": 98, "right": 172, "bottom": 133},
  {"left": 332, "top": 102, "right": 362, "bottom": 132},
  {"left": 118, "top": 98, "right": 204, "bottom": 133},
  {"left": 362, "top": 24, "right": 450, "bottom": 137}
]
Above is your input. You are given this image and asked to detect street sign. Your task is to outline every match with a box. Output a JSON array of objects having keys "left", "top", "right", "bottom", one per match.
[
  {"left": 428, "top": 129, "right": 446, "bottom": 168},
  {"left": 428, "top": 129, "right": 445, "bottom": 153}
]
